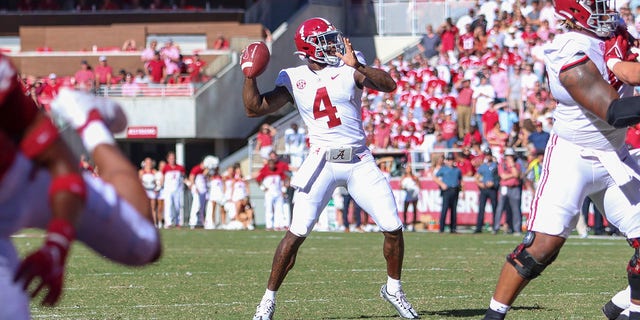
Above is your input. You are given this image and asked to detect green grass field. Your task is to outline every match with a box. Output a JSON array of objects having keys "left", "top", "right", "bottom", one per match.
[{"left": 14, "top": 229, "right": 632, "bottom": 319}]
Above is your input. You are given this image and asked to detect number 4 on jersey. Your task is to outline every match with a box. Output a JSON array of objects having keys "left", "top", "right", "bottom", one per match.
[{"left": 313, "top": 87, "right": 342, "bottom": 128}]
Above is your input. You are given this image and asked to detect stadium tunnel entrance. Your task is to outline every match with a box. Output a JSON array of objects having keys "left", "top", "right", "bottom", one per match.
[{"left": 118, "top": 139, "right": 245, "bottom": 171}]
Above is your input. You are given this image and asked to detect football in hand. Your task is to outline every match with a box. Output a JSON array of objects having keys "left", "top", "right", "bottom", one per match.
[{"left": 240, "top": 41, "right": 270, "bottom": 78}]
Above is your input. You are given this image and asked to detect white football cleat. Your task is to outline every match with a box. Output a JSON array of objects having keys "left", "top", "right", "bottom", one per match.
[
  {"left": 380, "top": 285, "right": 420, "bottom": 319},
  {"left": 51, "top": 88, "right": 127, "bottom": 133},
  {"left": 252, "top": 299, "right": 275, "bottom": 320}
]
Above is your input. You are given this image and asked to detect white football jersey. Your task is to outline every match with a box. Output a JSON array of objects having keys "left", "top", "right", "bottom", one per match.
[
  {"left": 544, "top": 31, "right": 634, "bottom": 151},
  {"left": 261, "top": 173, "right": 283, "bottom": 197},
  {"left": 276, "top": 54, "right": 367, "bottom": 148}
]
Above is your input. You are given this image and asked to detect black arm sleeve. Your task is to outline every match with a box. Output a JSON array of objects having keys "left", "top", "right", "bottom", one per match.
[{"left": 606, "top": 96, "right": 640, "bottom": 128}]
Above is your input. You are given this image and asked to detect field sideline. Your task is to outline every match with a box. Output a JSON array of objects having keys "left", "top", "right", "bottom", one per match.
[{"left": 13, "top": 229, "right": 630, "bottom": 319}]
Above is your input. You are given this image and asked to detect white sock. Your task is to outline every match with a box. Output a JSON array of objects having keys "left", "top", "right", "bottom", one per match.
[
  {"left": 81, "top": 121, "right": 115, "bottom": 153},
  {"left": 489, "top": 298, "right": 510, "bottom": 314},
  {"left": 263, "top": 289, "right": 276, "bottom": 302},
  {"left": 629, "top": 302, "right": 640, "bottom": 314},
  {"left": 386, "top": 276, "right": 402, "bottom": 295}
]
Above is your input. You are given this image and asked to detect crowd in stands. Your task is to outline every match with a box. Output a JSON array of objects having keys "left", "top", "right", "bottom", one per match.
[
  {"left": 353, "top": 0, "right": 640, "bottom": 175},
  {"left": 19, "top": 37, "right": 216, "bottom": 110},
  {"left": 5, "top": 0, "right": 249, "bottom": 11}
]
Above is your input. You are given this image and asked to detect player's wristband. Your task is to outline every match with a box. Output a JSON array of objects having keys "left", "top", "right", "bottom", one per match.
[
  {"left": 45, "top": 218, "right": 75, "bottom": 263},
  {"left": 19, "top": 117, "right": 60, "bottom": 159},
  {"left": 606, "top": 58, "right": 622, "bottom": 71},
  {"left": 46, "top": 218, "right": 76, "bottom": 249},
  {"left": 74, "top": 110, "right": 115, "bottom": 153},
  {"left": 48, "top": 172, "right": 87, "bottom": 204}
]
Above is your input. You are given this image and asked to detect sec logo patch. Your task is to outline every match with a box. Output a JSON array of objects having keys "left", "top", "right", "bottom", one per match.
[{"left": 296, "top": 79, "right": 306, "bottom": 89}]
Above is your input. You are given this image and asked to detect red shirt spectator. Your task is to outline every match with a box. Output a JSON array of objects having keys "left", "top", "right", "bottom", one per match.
[
  {"left": 439, "top": 113, "right": 457, "bottom": 141},
  {"left": 74, "top": 60, "right": 95, "bottom": 91},
  {"left": 455, "top": 156, "right": 475, "bottom": 176},
  {"left": 212, "top": 35, "right": 230, "bottom": 50},
  {"left": 439, "top": 22, "right": 458, "bottom": 54},
  {"left": 188, "top": 53, "right": 207, "bottom": 82},
  {"left": 456, "top": 81, "right": 474, "bottom": 107},
  {"left": 255, "top": 124, "right": 276, "bottom": 160},
  {"left": 481, "top": 106, "right": 499, "bottom": 137},
  {"left": 486, "top": 122, "right": 508, "bottom": 150},
  {"left": 94, "top": 56, "right": 113, "bottom": 87},
  {"left": 38, "top": 73, "right": 61, "bottom": 109},
  {"left": 255, "top": 159, "right": 288, "bottom": 185},
  {"left": 498, "top": 156, "right": 522, "bottom": 187},
  {"left": 462, "top": 125, "right": 483, "bottom": 147},
  {"left": 520, "top": 25, "right": 538, "bottom": 44},
  {"left": 147, "top": 53, "right": 166, "bottom": 83},
  {"left": 40, "top": 73, "right": 61, "bottom": 97},
  {"left": 373, "top": 121, "right": 392, "bottom": 149}
]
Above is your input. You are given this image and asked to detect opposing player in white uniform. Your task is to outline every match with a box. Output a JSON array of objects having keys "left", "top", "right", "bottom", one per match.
[
  {"left": 0, "top": 53, "right": 161, "bottom": 319},
  {"left": 483, "top": 1, "right": 640, "bottom": 319},
  {"left": 245, "top": 17, "right": 418, "bottom": 319}
]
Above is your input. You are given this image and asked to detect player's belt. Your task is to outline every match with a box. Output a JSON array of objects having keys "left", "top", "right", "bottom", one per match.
[{"left": 325, "top": 147, "right": 353, "bottom": 163}]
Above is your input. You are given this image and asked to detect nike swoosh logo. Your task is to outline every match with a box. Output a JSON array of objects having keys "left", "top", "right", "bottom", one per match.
[{"left": 331, "top": 74, "right": 339, "bottom": 80}]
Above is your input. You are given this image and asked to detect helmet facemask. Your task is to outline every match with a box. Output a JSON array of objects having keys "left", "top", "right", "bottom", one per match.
[
  {"left": 585, "top": 0, "right": 619, "bottom": 37},
  {"left": 300, "top": 30, "right": 345, "bottom": 66}
]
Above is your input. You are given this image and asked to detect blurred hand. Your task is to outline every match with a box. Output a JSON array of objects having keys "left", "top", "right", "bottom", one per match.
[{"left": 14, "top": 220, "right": 74, "bottom": 306}]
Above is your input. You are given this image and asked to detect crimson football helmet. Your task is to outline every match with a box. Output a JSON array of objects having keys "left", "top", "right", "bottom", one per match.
[
  {"left": 554, "top": 0, "right": 619, "bottom": 37},
  {"left": 294, "top": 17, "right": 345, "bottom": 66}
]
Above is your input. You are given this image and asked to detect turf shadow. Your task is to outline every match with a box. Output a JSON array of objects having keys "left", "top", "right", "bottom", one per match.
[
  {"left": 322, "top": 313, "right": 412, "bottom": 319},
  {"left": 419, "top": 306, "right": 543, "bottom": 318}
]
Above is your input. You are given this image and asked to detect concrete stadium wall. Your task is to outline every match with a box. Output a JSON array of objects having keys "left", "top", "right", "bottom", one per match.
[{"left": 113, "top": 97, "right": 197, "bottom": 138}]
